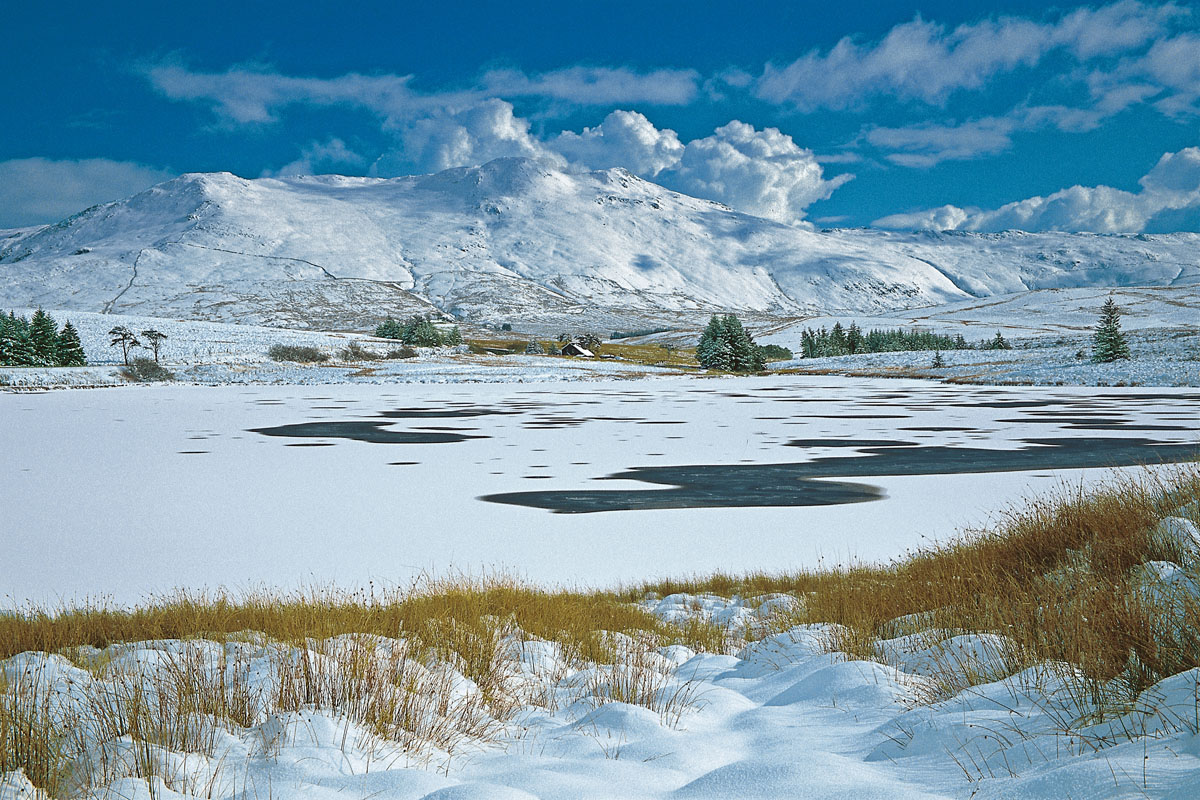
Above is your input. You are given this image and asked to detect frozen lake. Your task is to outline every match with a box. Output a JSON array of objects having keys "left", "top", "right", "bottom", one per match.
[{"left": 4, "top": 375, "right": 1199, "bottom": 607}]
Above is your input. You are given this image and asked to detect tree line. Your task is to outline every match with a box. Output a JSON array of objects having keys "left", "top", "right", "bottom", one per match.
[
  {"left": 0, "top": 310, "right": 87, "bottom": 366},
  {"left": 798, "top": 322, "right": 974, "bottom": 358},
  {"left": 795, "top": 323, "right": 1022, "bottom": 357},
  {"left": 375, "top": 315, "right": 462, "bottom": 347}
]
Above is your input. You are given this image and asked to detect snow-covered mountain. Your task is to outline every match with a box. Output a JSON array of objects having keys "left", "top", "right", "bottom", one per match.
[{"left": 2, "top": 158, "right": 1198, "bottom": 329}]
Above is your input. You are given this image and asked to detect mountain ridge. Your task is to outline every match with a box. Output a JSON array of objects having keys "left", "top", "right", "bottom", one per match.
[{"left": 2, "top": 158, "right": 1197, "bottom": 329}]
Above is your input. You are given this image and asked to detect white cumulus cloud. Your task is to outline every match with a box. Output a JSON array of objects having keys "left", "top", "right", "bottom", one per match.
[
  {"left": 549, "top": 110, "right": 684, "bottom": 176},
  {"left": 873, "top": 146, "right": 1200, "bottom": 233},
  {"left": 376, "top": 99, "right": 562, "bottom": 176},
  {"left": 658, "top": 122, "right": 852, "bottom": 224},
  {"left": 0, "top": 158, "right": 173, "bottom": 228}
]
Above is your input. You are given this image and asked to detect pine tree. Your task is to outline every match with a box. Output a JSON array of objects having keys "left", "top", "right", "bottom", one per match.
[
  {"left": 0, "top": 313, "right": 13, "bottom": 365},
  {"left": 931, "top": 349, "right": 945, "bottom": 368},
  {"left": 29, "top": 309, "right": 59, "bottom": 366},
  {"left": 9, "top": 316, "right": 37, "bottom": 366},
  {"left": 830, "top": 322, "right": 848, "bottom": 355},
  {"left": 109, "top": 326, "right": 140, "bottom": 365},
  {"left": 846, "top": 323, "right": 863, "bottom": 354},
  {"left": 800, "top": 329, "right": 815, "bottom": 359},
  {"left": 696, "top": 314, "right": 764, "bottom": 372},
  {"left": 56, "top": 321, "right": 87, "bottom": 366},
  {"left": 1092, "top": 297, "right": 1131, "bottom": 362},
  {"left": 988, "top": 331, "right": 1011, "bottom": 350},
  {"left": 696, "top": 315, "right": 725, "bottom": 369},
  {"left": 141, "top": 329, "right": 167, "bottom": 363},
  {"left": 408, "top": 318, "right": 442, "bottom": 346},
  {"left": 724, "top": 315, "right": 756, "bottom": 371},
  {"left": 375, "top": 317, "right": 403, "bottom": 339},
  {"left": 442, "top": 325, "right": 463, "bottom": 346}
]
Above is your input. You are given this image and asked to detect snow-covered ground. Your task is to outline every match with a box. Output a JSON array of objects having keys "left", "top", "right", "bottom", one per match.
[
  {"left": 753, "top": 284, "right": 1200, "bottom": 343},
  {"left": 8, "top": 583, "right": 1200, "bottom": 799},
  {"left": 771, "top": 327, "right": 1200, "bottom": 387},
  {"left": 4, "top": 375, "right": 1197, "bottom": 608},
  {"left": 3, "top": 305, "right": 1198, "bottom": 389},
  {"left": 0, "top": 309, "right": 678, "bottom": 388}
]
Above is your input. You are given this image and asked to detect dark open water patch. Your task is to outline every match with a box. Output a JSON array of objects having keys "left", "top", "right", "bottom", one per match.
[
  {"left": 996, "top": 417, "right": 1193, "bottom": 431},
  {"left": 788, "top": 439, "right": 918, "bottom": 449},
  {"left": 480, "top": 437, "right": 1200, "bottom": 514},
  {"left": 251, "top": 421, "right": 485, "bottom": 445}
]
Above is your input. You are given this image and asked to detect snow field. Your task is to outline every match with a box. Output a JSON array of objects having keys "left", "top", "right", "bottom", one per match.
[
  {"left": 7, "top": 551, "right": 1200, "bottom": 800},
  {"left": 0, "top": 309, "right": 679, "bottom": 388},
  {"left": 771, "top": 327, "right": 1200, "bottom": 387}
]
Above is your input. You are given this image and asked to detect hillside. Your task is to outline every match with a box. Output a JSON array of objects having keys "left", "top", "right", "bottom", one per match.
[{"left": 2, "top": 158, "right": 1198, "bottom": 329}]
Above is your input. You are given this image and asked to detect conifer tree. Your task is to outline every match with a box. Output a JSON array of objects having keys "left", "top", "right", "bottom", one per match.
[
  {"left": 0, "top": 313, "right": 14, "bottom": 365},
  {"left": 109, "top": 326, "right": 140, "bottom": 365},
  {"left": 830, "top": 322, "right": 848, "bottom": 355},
  {"left": 800, "top": 329, "right": 815, "bottom": 359},
  {"left": 442, "top": 325, "right": 463, "bottom": 346},
  {"left": 846, "top": 323, "right": 863, "bottom": 354},
  {"left": 29, "top": 309, "right": 59, "bottom": 366},
  {"left": 56, "top": 321, "right": 87, "bottom": 366},
  {"left": 988, "top": 331, "right": 1011, "bottom": 350},
  {"left": 141, "top": 329, "right": 167, "bottom": 363},
  {"left": 375, "top": 317, "right": 403, "bottom": 339},
  {"left": 696, "top": 314, "right": 764, "bottom": 372},
  {"left": 1092, "top": 297, "right": 1131, "bottom": 362},
  {"left": 9, "top": 317, "right": 37, "bottom": 366},
  {"left": 696, "top": 315, "right": 724, "bottom": 368},
  {"left": 408, "top": 318, "right": 442, "bottom": 346},
  {"left": 931, "top": 349, "right": 945, "bottom": 368}
]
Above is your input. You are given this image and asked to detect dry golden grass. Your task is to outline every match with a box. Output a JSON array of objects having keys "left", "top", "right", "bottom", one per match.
[
  {"left": 0, "top": 579, "right": 717, "bottom": 686},
  {"left": 464, "top": 337, "right": 699, "bottom": 368},
  {"left": 632, "top": 465, "right": 1200, "bottom": 695},
  {"left": 4, "top": 465, "right": 1199, "bottom": 795},
  {"left": 1, "top": 668, "right": 75, "bottom": 797}
]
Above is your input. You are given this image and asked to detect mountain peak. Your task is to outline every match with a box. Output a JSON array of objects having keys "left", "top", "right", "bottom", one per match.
[{"left": 2, "top": 162, "right": 1197, "bottom": 328}]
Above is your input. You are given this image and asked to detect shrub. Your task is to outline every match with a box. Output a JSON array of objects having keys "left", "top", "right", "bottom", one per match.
[
  {"left": 267, "top": 344, "right": 328, "bottom": 363},
  {"left": 385, "top": 346, "right": 417, "bottom": 360},
  {"left": 758, "top": 343, "right": 793, "bottom": 361},
  {"left": 122, "top": 357, "right": 175, "bottom": 382},
  {"left": 339, "top": 341, "right": 379, "bottom": 361}
]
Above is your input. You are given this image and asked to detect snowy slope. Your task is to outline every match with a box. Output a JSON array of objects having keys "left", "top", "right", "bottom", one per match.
[
  {"left": 7, "top": 603, "right": 1200, "bottom": 799},
  {"left": 2, "top": 159, "right": 1198, "bottom": 329}
]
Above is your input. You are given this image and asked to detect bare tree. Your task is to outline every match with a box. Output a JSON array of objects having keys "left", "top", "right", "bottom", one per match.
[
  {"left": 141, "top": 329, "right": 167, "bottom": 363},
  {"left": 108, "top": 326, "right": 140, "bottom": 365}
]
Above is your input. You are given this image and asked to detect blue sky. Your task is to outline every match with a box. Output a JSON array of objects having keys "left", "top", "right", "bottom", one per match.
[{"left": 2, "top": 0, "right": 1199, "bottom": 232}]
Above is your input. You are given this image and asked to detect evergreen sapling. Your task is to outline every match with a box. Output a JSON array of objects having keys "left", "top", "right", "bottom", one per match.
[
  {"left": 55, "top": 321, "right": 87, "bottom": 366},
  {"left": 29, "top": 309, "right": 59, "bottom": 366},
  {"left": 1092, "top": 297, "right": 1131, "bottom": 362}
]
